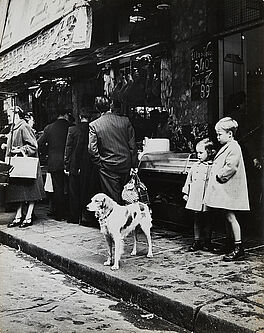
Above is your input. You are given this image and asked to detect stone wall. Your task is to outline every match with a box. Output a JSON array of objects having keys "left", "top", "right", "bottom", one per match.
[{"left": 168, "top": 0, "right": 218, "bottom": 151}]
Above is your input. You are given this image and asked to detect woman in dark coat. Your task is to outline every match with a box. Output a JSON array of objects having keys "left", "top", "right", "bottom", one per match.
[{"left": 4, "top": 106, "right": 45, "bottom": 228}]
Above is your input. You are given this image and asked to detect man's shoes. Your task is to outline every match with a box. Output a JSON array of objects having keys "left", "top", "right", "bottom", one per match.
[
  {"left": 203, "top": 240, "right": 214, "bottom": 252},
  {"left": 54, "top": 218, "right": 66, "bottom": 222},
  {"left": 188, "top": 240, "right": 203, "bottom": 252},
  {"left": 47, "top": 212, "right": 55, "bottom": 217},
  {"left": 223, "top": 244, "right": 245, "bottom": 261}
]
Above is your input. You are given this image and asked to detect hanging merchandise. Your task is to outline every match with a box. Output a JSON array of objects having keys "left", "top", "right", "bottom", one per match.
[
  {"left": 111, "top": 75, "right": 124, "bottom": 101},
  {"left": 160, "top": 57, "right": 172, "bottom": 109},
  {"left": 103, "top": 65, "right": 115, "bottom": 97},
  {"left": 121, "top": 74, "right": 134, "bottom": 102}
]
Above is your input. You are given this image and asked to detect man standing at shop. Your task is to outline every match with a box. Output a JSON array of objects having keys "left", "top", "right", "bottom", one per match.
[
  {"left": 88, "top": 97, "right": 138, "bottom": 204},
  {"left": 64, "top": 109, "right": 99, "bottom": 225},
  {"left": 38, "top": 109, "right": 70, "bottom": 221}
]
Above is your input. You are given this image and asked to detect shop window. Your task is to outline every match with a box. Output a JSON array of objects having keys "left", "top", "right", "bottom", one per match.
[
  {"left": 224, "top": 0, "right": 264, "bottom": 29},
  {"left": 223, "top": 33, "right": 245, "bottom": 116}
]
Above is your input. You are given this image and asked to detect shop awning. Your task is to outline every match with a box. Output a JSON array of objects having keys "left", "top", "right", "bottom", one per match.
[
  {"left": 0, "top": 4, "right": 92, "bottom": 84},
  {"left": 0, "top": 40, "right": 166, "bottom": 93}
]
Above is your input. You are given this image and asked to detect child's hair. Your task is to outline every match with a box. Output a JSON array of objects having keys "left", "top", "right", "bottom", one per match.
[
  {"left": 196, "top": 138, "right": 216, "bottom": 161},
  {"left": 215, "top": 117, "right": 238, "bottom": 136}
]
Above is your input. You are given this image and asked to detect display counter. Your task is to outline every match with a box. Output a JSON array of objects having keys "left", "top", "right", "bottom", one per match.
[
  {"left": 139, "top": 151, "right": 197, "bottom": 174},
  {"left": 138, "top": 151, "right": 198, "bottom": 230}
]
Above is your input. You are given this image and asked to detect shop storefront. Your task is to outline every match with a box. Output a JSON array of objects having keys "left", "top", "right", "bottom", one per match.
[{"left": 0, "top": 0, "right": 263, "bottom": 231}]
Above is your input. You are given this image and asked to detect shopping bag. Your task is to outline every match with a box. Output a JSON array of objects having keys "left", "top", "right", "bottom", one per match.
[
  {"left": 134, "top": 174, "right": 150, "bottom": 205},
  {"left": 5, "top": 155, "right": 38, "bottom": 179},
  {"left": 44, "top": 172, "right": 53, "bottom": 192},
  {"left": 121, "top": 176, "right": 139, "bottom": 204}
]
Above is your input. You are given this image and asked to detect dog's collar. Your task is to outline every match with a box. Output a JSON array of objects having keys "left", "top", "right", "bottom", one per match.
[
  {"left": 97, "top": 207, "right": 113, "bottom": 234},
  {"left": 98, "top": 207, "right": 113, "bottom": 221}
]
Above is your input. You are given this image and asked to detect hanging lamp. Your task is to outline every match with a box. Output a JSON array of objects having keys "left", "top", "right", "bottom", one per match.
[{"left": 129, "top": 3, "right": 146, "bottom": 23}]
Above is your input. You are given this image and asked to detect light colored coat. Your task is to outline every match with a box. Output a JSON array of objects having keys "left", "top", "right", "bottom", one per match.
[
  {"left": 204, "top": 140, "right": 249, "bottom": 211},
  {"left": 5, "top": 119, "right": 45, "bottom": 203},
  {"left": 182, "top": 161, "right": 212, "bottom": 211}
]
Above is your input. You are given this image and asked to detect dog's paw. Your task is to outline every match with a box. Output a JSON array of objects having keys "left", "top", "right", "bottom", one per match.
[
  {"left": 103, "top": 259, "right": 112, "bottom": 266},
  {"left": 147, "top": 252, "right": 153, "bottom": 258},
  {"left": 131, "top": 250, "right": 137, "bottom": 256},
  {"left": 111, "top": 265, "right": 119, "bottom": 270}
]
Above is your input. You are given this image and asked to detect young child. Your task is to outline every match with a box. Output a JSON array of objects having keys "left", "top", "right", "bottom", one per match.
[
  {"left": 204, "top": 117, "right": 250, "bottom": 261},
  {"left": 182, "top": 138, "right": 216, "bottom": 251}
]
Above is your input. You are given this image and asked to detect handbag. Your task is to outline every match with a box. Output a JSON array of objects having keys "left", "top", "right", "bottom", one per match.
[
  {"left": 121, "top": 176, "right": 139, "bottom": 204},
  {"left": 6, "top": 150, "right": 38, "bottom": 179},
  {"left": 122, "top": 173, "right": 150, "bottom": 205},
  {"left": 134, "top": 174, "right": 150, "bottom": 205}
]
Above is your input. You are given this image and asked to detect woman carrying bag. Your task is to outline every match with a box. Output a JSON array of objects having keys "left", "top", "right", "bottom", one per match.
[{"left": 3, "top": 106, "right": 45, "bottom": 228}]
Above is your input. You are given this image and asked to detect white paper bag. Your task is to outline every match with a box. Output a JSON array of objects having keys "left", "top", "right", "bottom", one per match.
[
  {"left": 6, "top": 156, "right": 38, "bottom": 179},
  {"left": 44, "top": 172, "right": 53, "bottom": 192}
]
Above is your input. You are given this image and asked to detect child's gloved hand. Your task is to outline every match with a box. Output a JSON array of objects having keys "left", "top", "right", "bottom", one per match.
[{"left": 183, "top": 194, "right": 189, "bottom": 201}]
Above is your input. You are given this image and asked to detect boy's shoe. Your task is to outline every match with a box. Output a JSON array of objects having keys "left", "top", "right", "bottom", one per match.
[
  {"left": 213, "top": 238, "right": 234, "bottom": 255},
  {"left": 223, "top": 244, "right": 245, "bottom": 261},
  {"left": 203, "top": 240, "right": 214, "bottom": 252},
  {"left": 188, "top": 240, "right": 203, "bottom": 252}
]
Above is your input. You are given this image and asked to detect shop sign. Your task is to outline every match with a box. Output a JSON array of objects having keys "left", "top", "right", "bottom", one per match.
[
  {"left": 191, "top": 41, "right": 217, "bottom": 101},
  {"left": 0, "top": 0, "right": 84, "bottom": 53},
  {"left": 0, "top": 6, "right": 92, "bottom": 83}
]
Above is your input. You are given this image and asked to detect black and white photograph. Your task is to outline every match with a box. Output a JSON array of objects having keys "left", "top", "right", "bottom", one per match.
[{"left": 0, "top": 0, "right": 263, "bottom": 332}]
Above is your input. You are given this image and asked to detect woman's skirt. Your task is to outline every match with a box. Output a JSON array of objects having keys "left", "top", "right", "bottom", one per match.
[{"left": 6, "top": 163, "right": 45, "bottom": 203}]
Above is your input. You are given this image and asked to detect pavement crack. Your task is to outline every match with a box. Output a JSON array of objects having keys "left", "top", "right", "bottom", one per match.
[
  {"left": 192, "top": 295, "right": 227, "bottom": 332},
  {"left": 0, "top": 301, "right": 55, "bottom": 316},
  {"left": 38, "top": 305, "right": 58, "bottom": 312}
]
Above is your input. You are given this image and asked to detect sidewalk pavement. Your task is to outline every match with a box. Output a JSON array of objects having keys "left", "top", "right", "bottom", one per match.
[{"left": 0, "top": 204, "right": 264, "bottom": 333}]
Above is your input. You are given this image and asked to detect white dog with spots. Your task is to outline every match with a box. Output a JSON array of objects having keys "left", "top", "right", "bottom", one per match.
[{"left": 87, "top": 193, "right": 153, "bottom": 270}]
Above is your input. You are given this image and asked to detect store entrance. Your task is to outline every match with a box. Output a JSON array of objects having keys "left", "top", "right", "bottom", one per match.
[
  {"left": 223, "top": 25, "right": 264, "bottom": 130},
  {"left": 223, "top": 25, "right": 264, "bottom": 233}
]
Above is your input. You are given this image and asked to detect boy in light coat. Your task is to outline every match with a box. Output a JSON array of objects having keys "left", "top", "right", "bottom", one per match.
[{"left": 204, "top": 117, "right": 249, "bottom": 261}]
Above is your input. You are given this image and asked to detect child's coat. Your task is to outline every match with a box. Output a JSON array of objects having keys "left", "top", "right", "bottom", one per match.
[
  {"left": 204, "top": 140, "right": 249, "bottom": 211},
  {"left": 182, "top": 161, "right": 211, "bottom": 211}
]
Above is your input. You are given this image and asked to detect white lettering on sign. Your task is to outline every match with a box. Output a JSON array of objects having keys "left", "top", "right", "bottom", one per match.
[{"left": 191, "top": 41, "right": 215, "bottom": 101}]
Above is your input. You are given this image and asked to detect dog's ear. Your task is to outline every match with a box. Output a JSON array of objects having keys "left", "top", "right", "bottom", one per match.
[
  {"left": 100, "top": 197, "right": 106, "bottom": 209},
  {"left": 105, "top": 196, "right": 113, "bottom": 210}
]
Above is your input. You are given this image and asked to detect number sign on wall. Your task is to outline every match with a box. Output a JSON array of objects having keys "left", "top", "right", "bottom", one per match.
[{"left": 191, "top": 41, "right": 217, "bottom": 101}]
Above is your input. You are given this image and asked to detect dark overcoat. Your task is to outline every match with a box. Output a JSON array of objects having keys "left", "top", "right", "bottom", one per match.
[
  {"left": 38, "top": 119, "right": 69, "bottom": 172},
  {"left": 88, "top": 113, "right": 138, "bottom": 173}
]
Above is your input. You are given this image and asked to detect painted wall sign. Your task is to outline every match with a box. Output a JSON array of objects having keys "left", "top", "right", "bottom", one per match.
[
  {"left": 0, "top": 6, "right": 92, "bottom": 82},
  {"left": 0, "top": 0, "right": 85, "bottom": 53},
  {"left": 191, "top": 41, "right": 217, "bottom": 101}
]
